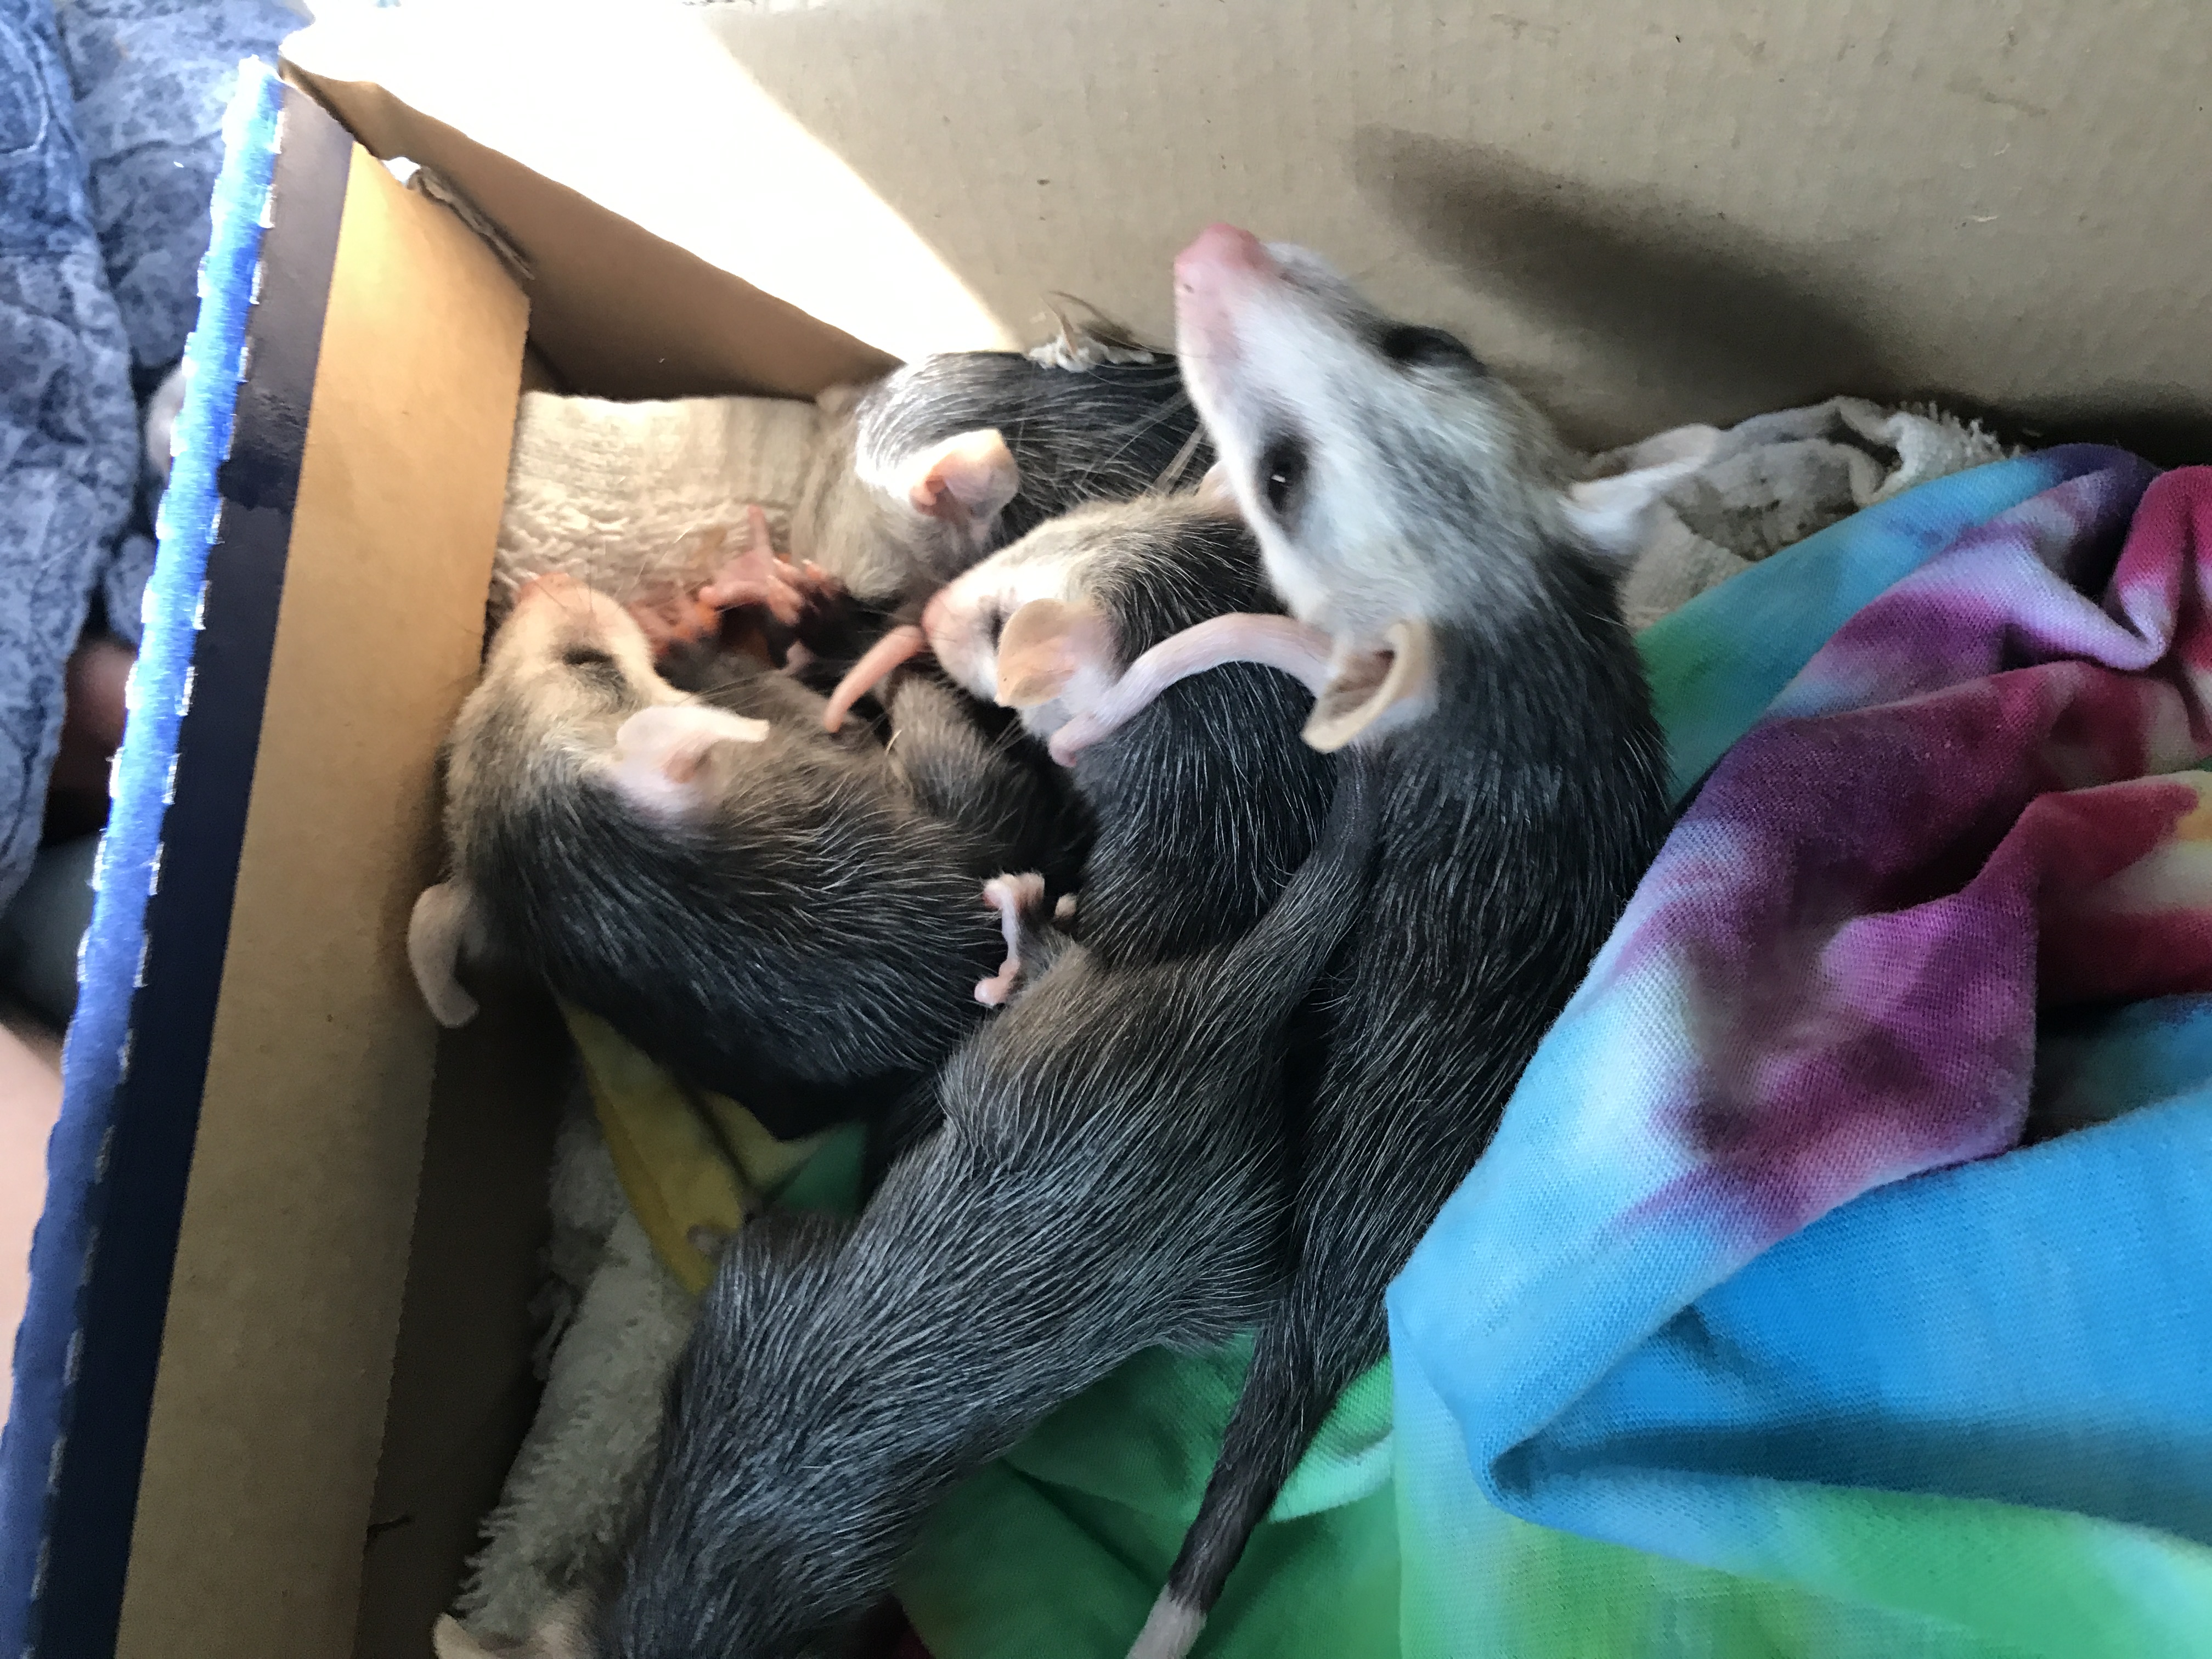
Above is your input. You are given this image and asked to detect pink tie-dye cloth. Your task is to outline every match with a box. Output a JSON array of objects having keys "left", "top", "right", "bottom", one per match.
[{"left": 1392, "top": 453, "right": 2212, "bottom": 1657}]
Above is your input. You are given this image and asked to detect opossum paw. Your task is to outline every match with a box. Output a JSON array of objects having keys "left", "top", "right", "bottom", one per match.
[
  {"left": 975, "top": 871, "right": 1050, "bottom": 1006},
  {"left": 699, "top": 505, "right": 814, "bottom": 626},
  {"left": 627, "top": 589, "right": 722, "bottom": 654},
  {"left": 1054, "top": 891, "right": 1079, "bottom": 925}
]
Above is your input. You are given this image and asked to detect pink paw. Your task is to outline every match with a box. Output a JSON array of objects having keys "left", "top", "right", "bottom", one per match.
[
  {"left": 698, "top": 505, "right": 837, "bottom": 627},
  {"left": 975, "top": 872, "right": 1049, "bottom": 1006}
]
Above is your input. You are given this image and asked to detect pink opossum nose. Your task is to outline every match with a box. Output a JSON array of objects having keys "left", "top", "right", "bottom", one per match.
[
  {"left": 1175, "top": 225, "right": 1272, "bottom": 369},
  {"left": 1176, "top": 223, "right": 1271, "bottom": 289}
]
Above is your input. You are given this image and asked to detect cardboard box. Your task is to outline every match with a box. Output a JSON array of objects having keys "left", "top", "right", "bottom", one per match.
[{"left": 12, "top": 3, "right": 2212, "bottom": 1654}]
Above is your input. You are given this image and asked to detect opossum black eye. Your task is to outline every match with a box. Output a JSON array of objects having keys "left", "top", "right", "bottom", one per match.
[
  {"left": 562, "top": 645, "right": 617, "bottom": 670},
  {"left": 1378, "top": 325, "right": 1481, "bottom": 374},
  {"left": 1259, "top": 435, "right": 1308, "bottom": 521},
  {"left": 986, "top": 606, "right": 1008, "bottom": 648}
]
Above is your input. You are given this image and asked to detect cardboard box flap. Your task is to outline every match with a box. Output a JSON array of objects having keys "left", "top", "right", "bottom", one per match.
[
  {"left": 284, "top": 9, "right": 1021, "bottom": 401},
  {"left": 689, "top": 0, "right": 2212, "bottom": 455},
  {"left": 103, "top": 92, "right": 529, "bottom": 1659}
]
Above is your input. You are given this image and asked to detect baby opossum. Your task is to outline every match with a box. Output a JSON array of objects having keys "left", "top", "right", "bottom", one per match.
[
  {"left": 595, "top": 755, "right": 1378, "bottom": 1659},
  {"left": 1089, "top": 227, "right": 1708, "bottom": 1659},
  {"left": 439, "top": 495, "right": 1363, "bottom": 1659},
  {"left": 409, "top": 572, "right": 1066, "bottom": 1141},
  {"left": 793, "top": 345, "right": 1212, "bottom": 614},
  {"left": 863, "top": 487, "right": 1340, "bottom": 964}
]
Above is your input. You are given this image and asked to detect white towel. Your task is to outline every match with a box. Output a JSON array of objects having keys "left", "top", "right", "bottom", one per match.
[
  {"left": 490, "top": 391, "right": 824, "bottom": 625},
  {"left": 453, "top": 1090, "right": 696, "bottom": 1642},
  {"left": 1602, "top": 397, "right": 2012, "bottom": 631}
]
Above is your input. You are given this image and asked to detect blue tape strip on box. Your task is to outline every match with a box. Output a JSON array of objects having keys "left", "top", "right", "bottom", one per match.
[{"left": 0, "top": 59, "right": 281, "bottom": 1657}]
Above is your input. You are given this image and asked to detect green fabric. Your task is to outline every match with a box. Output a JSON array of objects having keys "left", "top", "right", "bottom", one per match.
[{"left": 900, "top": 1342, "right": 1398, "bottom": 1658}]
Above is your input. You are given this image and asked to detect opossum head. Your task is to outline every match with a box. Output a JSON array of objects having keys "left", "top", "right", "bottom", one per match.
[
  {"left": 795, "top": 370, "right": 1023, "bottom": 600},
  {"left": 920, "top": 488, "right": 1252, "bottom": 741},
  {"left": 1172, "top": 224, "right": 1712, "bottom": 745},
  {"left": 444, "top": 573, "right": 774, "bottom": 833},
  {"left": 413, "top": 573, "right": 772, "bottom": 1028}
]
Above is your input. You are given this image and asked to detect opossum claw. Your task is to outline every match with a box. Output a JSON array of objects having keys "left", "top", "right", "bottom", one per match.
[{"left": 699, "top": 505, "right": 811, "bottom": 625}]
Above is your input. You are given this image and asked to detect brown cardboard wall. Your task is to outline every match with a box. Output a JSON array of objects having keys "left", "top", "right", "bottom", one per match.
[
  {"left": 352, "top": 984, "right": 568, "bottom": 1659},
  {"left": 114, "top": 146, "right": 527, "bottom": 1659},
  {"left": 701, "top": 0, "right": 2212, "bottom": 454},
  {"left": 298, "top": 2, "right": 2212, "bottom": 455}
]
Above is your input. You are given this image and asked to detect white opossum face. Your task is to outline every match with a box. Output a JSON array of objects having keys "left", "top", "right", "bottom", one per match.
[
  {"left": 458, "top": 574, "right": 680, "bottom": 767},
  {"left": 919, "top": 511, "right": 1101, "bottom": 707},
  {"left": 1173, "top": 227, "right": 1582, "bottom": 643},
  {"left": 448, "top": 574, "right": 767, "bottom": 831},
  {"left": 919, "top": 493, "right": 1247, "bottom": 743},
  {"left": 797, "top": 375, "right": 1024, "bottom": 602},
  {"left": 1172, "top": 225, "right": 1713, "bottom": 747}
]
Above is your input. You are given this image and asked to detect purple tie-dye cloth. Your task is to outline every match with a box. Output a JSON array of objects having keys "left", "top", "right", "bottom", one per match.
[{"left": 1391, "top": 452, "right": 2212, "bottom": 1656}]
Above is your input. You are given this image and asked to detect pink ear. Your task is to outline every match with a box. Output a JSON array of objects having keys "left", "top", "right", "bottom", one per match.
[
  {"left": 408, "top": 882, "right": 484, "bottom": 1029},
  {"left": 995, "top": 599, "right": 1109, "bottom": 708},
  {"left": 1192, "top": 461, "right": 1243, "bottom": 517},
  {"left": 1301, "top": 620, "right": 1437, "bottom": 752},
  {"left": 605, "top": 704, "right": 772, "bottom": 817},
  {"left": 903, "top": 430, "right": 1020, "bottom": 538}
]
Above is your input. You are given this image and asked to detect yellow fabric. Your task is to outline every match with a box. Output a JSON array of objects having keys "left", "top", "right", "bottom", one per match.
[{"left": 558, "top": 1000, "right": 826, "bottom": 1295}]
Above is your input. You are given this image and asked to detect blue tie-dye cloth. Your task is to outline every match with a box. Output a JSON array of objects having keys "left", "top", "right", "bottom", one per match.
[
  {"left": 0, "top": 0, "right": 290, "bottom": 915},
  {"left": 1390, "top": 449, "right": 2212, "bottom": 1657}
]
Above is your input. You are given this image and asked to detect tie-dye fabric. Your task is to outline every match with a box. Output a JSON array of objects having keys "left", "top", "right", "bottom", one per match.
[
  {"left": 905, "top": 446, "right": 2212, "bottom": 1658},
  {"left": 1392, "top": 449, "right": 2212, "bottom": 1658}
]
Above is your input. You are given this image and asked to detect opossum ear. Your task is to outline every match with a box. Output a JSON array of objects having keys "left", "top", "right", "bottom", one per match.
[
  {"left": 1192, "top": 462, "right": 1243, "bottom": 518},
  {"left": 432, "top": 1617, "right": 507, "bottom": 1658},
  {"left": 409, "top": 881, "right": 486, "bottom": 1029},
  {"left": 431, "top": 1596, "right": 590, "bottom": 1658},
  {"left": 1563, "top": 423, "right": 1718, "bottom": 557},
  {"left": 607, "top": 703, "right": 772, "bottom": 817},
  {"left": 815, "top": 381, "right": 866, "bottom": 421},
  {"left": 995, "top": 599, "right": 1110, "bottom": 708},
  {"left": 1302, "top": 620, "right": 1436, "bottom": 752},
  {"left": 903, "top": 429, "right": 1021, "bottom": 545}
]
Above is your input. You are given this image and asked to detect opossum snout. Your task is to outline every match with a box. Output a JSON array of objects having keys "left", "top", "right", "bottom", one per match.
[
  {"left": 918, "top": 582, "right": 997, "bottom": 702},
  {"left": 496, "top": 574, "right": 652, "bottom": 676},
  {"left": 1176, "top": 222, "right": 1273, "bottom": 288},
  {"left": 1173, "top": 224, "right": 1276, "bottom": 362}
]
